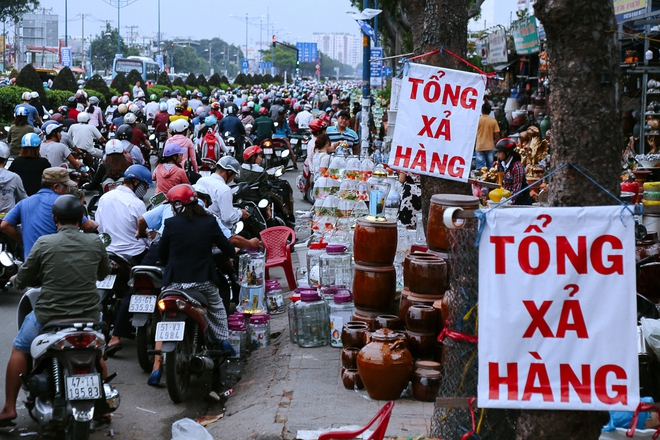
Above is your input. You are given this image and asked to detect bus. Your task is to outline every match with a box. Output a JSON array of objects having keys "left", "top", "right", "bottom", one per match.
[{"left": 111, "top": 56, "right": 160, "bottom": 82}]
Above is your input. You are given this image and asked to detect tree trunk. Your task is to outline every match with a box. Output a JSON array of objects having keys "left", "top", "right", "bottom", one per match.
[
  {"left": 407, "top": 0, "right": 472, "bottom": 232},
  {"left": 515, "top": 0, "right": 621, "bottom": 437}
]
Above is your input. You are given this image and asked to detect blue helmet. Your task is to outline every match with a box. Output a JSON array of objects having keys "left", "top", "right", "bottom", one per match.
[
  {"left": 204, "top": 115, "right": 217, "bottom": 127},
  {"left": 124, "top": 164, "right": 153, "bottom": 187},
  {"left": 21, "top": 132, "right": 41, "bottom": 147}
]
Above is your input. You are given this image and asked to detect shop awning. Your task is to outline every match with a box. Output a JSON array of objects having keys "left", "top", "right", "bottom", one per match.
[{"left": 489, "top": 59, "right": 517, "bottom": 72}]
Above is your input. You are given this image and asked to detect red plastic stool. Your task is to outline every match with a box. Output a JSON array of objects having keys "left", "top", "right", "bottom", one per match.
[
  {"left": 260, "top": 226, "right": 297, "bottom": 291},
  {"left": 317, "top": 401, "right": 394, "bottom": 440}
]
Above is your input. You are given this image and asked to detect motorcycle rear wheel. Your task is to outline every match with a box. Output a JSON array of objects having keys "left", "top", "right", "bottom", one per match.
[
  {"left": 65, "top": 420, "right": 91, "bottom": 440},
  {"left": 165, "top": 331, "right": 192, "bottom": 403},
  {"left": 136, "top": 318, "right": 156, "bottom": 373}
]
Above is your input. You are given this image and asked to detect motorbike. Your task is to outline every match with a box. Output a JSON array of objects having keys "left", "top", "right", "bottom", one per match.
[
  {"left": 232, "top": 182, "right": 268, "bottom": 240},
  {"left": 288, "top": 129, "right": 311, "bottom": 162},
  {"left": 85, "top": 177, "right": 122, "bottom": 221},
  {"left": 260, "top": 139, "right": 291, "bottom": 170},
  {"left": 16, "top": 288, "right": 120, "bottom": 440},
  {"left": 128, "top": 265, "right": 163, "bottom": 373},
  {"left": 155, "top": 288, "right": 232, "bottom": 403},
  {"left": 267, "top": 166, "right": 296, "bottom": 228},
  {"left": 221, "top": 131, "right": 237, "bottom": 158},
  {"left": 0, "top": 230, "right": 21, "bottom": 290},
  {"left": 296, "top": 158, "right": 314, "bottom": 204}
]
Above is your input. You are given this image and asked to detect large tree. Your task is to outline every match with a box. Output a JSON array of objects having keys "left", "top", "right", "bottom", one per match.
[
  {"left": 89, "top": 23, "right": 139, "bottom": 71},
  {"left": 0, "top": 0, "right": 39, "bottom": 22}
]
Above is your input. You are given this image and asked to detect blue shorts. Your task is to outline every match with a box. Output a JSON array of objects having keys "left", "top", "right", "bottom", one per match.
[{"left": 13, "top": 311, "right": 43, "bottom": 354}]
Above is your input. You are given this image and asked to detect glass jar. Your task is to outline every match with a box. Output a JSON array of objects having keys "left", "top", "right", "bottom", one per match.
[
  {"left": 307, "top": 241, "right": 328, "bottom": 288},
  {"left": 238, "top": 248, "right": 266, "bottom": 287},
  {"left": 320, "top": 285, "right": 351, "bottom": 304},
  {"left": 249, "top": 313, "right": 270, "bottom": 350},
  {"left": 266, "top": 283, "right": 285, "bottom": 315},
  {"left": 295, "top": 291, "right": 330, "bottom": 348},
  {"left": 329, "top": 292, "right": 355, "bottom": 348},
  {"left": 366, "top": 165, "right": 392, "bottom": 217},
  {"left": 288, "top": 293, "right": 301, "bottom": 343},
  {"left": 384, "top": 176, "right": 401, "bottom": 220},
  {"left": 319, "top": 244, "right": 353, "bottom": 290},
  {"left": 228, "top": 321, "right": 247, "bottom": 359},
  {"left": 237, "top": 285, "right": 266, "bottom": 314}
]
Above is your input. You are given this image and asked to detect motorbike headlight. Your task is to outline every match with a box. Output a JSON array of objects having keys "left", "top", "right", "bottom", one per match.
[{"left": 176, "top": 299, "right": 187, "bottom": 310}]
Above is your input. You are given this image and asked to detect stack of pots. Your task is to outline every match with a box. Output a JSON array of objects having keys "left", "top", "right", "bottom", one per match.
[
  {"left": 351, "top": 216, "right": 398, "bottom": 329},
  {"left": 340, "top": 321, "right": 369, "bottom": 390}
]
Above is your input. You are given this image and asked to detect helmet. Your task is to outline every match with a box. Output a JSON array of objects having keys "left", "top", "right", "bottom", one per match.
[
  {"left": 122, "top": 91, "right": 131, "bottom": 97},
  {"left": 309, "top": 119, "right": 327, "bottom": 133},
  {"left": 14, "top": 107, "right": 28, "bottom": 117},
  {"left": 30, "top": 91, "right": 40, "bottom": 100},
  {"left": 192, "top": 183, "right": 212, "bottom": 207},
  {"left": 123, "top": 112, "right": 137, "bottom": 125},
  {"left": 137, "top": 91, "right": 145, "bottom": 99},
  {"left": 180, "top": 97, "right": 188, "bottom": 106},
  {"left": 42, "top": 121, "right": 63, "bottom": 136},
  {"left": 174, "top": 104, "right": 185, "bottom": 113},
  {"left": 325, "top": 107, "right": 332, "bottom": 112},
  {"left": 52, "top": 194, "right": 84, "bottom": 223},
  {"left": 204, "top": 115, "right": 217, "bottom": 127},
  {"left": 173, "top": 89, "right": 180, "bottom": 96},
  {"left": 117, "top": 104, "right": 128, "bottom": 114},
  {"left": 77, "top": 112, "right": 91, "bottom": 123},
  {"left": 105, "top": 139, "right": 124, "bottom": 155},
  {"left": 243, "top": 145, "right": 263, "bottom": 162},
  {"left": 51, "top": 113, "right": 63, "bottom": 123},
  {"left": 21, "top": 132, "right": 42, "bottom": 148},
  {"left": 124, "top": 164, "right": 153, "bottom": 187},
  {"left": 159, "top": 102, "right": 168, "bottom": 111},
  {"left": 89, "top": 96, "right": 100, "bottom": 105},
  {"left": 169, "top": 118, "right": 189, "bottom": 134},
  {"left": 162, "top": 142, "right": 185, "bottom": 157},
  {"left": 226, "top": 105, "right": 235, "bottom": 115},
  {"left": 247, "top": 101, "right": 255, "bottom": 109},
  {"left": 150, "top": 94, "right": 157, "bottom": 101},
  {"left": 259, "top": 107, "right": 268, "bottom": 115},
  {"left": 303, "top": 103, "right": 312, "bottom": 111},
  {"left": 166, "top": 184, "right": 197, "bottom": 206},
  {"left": 111, "top": 95, "right": 119, "bottom": 105},
  {"left": 201, "top": 97, "right": 209, "bottom": 104},
  {"left": 67, "top": 96, "right": 77, "bottom": 106},
  {"left": 163, "top": 89, "right": 171, "bottom": 97},
  {"left": 121, "top": 95, "right": 130, "bottom": 104},
  {"left": 116, "top": 124, "right": 134, "bottom": 141},
  {"left": 21, "top": 92, "right": 31, "bottom": 101},
  {"left": 217, "top": 156, "right": 240, "bottom": 176},
  {"left": 494, "top": 137, "right": 517, "bottom": 153},
  {"left": 0, "top": 142, "right": 9, "bottom": 159},
  {"left": 211, "top": 102, "right": 220, "bottom": 109}
]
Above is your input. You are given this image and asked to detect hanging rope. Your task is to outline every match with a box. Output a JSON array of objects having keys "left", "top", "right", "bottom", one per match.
[{"left": 404, "top": 46, "right": 497, "bottom": 77}]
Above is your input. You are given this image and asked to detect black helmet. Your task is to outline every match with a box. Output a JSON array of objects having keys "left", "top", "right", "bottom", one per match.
[
  {"left": 163, "top": 89, "right": 170, "bottom": 98},
  {"left": 494, "top": 137, "right": 517, "bottom": 153},
  {"left": 116, "top": 124, "right": 134, "bottom": 141},
  {"left": 52, "top": 194, "right": 84, "bottom": 223},
  {"left": 67, "top": 96, "right": 77, "bottom": 106}
]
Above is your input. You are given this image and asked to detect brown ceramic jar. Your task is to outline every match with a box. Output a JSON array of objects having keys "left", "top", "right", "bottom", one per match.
[
  {"left": 427, "top": 194, "right": 479, "bottom": 253},
  {"left": 374, "top": 314, "right": 404, "bottom": 331},
  {"left": 341, "top": 368, "right": 364, "bottom": 390},
  {"left": 412, "top": 369, "right": 441, "bottom": 401},
  {"left": 341, "top": 347, "right": 360, "bottom": 369},
  {"left": 357, "top": 329, "right": 414, "bottom": 400},
  {"left": 354, "top": 216, "right": 398, "bottom": 266},
  {"left": 341, "top": 322, "right": 368, "bottom": 349},
  {"left": 407, "top": 257, "right": 448, "bottom": 296},
  {"left": 406, "top": 330, "right": 437, "bottom": 359},
  {"left": 353, "top": 264, "right": 396, "bottom": 312},
  {"left": 351, "top": 309, "right": 381, "bottom": 331},
  {"left": 406, "top": 305, "right": 438, "bottom": 333},
  {"left": 399, "top": 289, "right": 444, "bottom": 324},
  {"left": 414, "top": 360, "right": 442, "bottom": 372},
  {"left": 432, "top": 300, "right": 445, "bottom": 334},
  {"left": 637, "top": 232, "right": 660, "bottom": 262}
]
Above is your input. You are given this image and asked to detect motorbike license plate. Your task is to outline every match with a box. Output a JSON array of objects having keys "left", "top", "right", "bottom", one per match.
[
  {"left": 128, "top": 295, "right": 157, "bottom": 313},
  {"left": 96, "top": 274, "right": 116, "bottom": 289},
  {"left": 65, "top": 374, "right": 102, "bottom": 401},
  {"left": 290, "top": 138, "right": 298, "bottom": 144},
  {"left": 156, "top": 321, "right": 186, "bottom": 341},
  {"left": 263, "top": 148, "right": 273, "bottom": 155},
  {"left": 200, "top": 171, "right": 211, "bottom": 177}
]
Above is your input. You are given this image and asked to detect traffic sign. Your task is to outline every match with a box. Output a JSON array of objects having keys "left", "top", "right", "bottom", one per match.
[
  {"left": 296, "top": 42, "right": 318, "bottom": 63},
  {"left": 315, "top": 63, "right": 320, "bottom": 69},
  {"left": 370, "top": 47, "right": 383, "bottom": 87},
  {"left": 315, "top": 69, "right": 320, "bottom": 75},
  {"left": 241, "top": 60, "right": 249, "bottom": 74},
  {"left": 61, "top": 47, "right": 72, "bottom": 67}
]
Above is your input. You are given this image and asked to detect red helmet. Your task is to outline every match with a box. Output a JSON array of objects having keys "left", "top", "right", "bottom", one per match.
[
  {"left": 166, "top": 184, "right": 197, "bottom": 206},
  {"left": 259, "top": 107, "right": 268, "bottom": 115},
  {"left": 494, "top": 137, "right": 517, "bottom": 153},
  {"left": 243, "top": 145, "right": 263, "bottom": 161},
  {"left": 51, "top": 113, "right": 63, "bottom": 123},
  {"left": 309, "top": 119, "right": 327, "bottom": 133}
]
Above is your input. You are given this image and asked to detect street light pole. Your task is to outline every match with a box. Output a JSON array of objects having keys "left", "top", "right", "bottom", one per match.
[
  {"left": 157, "top": 0, "right": 161, "bottom": 57},
  {"left": 65, "top": 0, "right": 68, "bottom": 47},
  {"left": 245, "top": 13, "right": 248, "bottom": 73},
  {"left": 361, "top": 0, "right": 372, "bottom": 159},
  {"left": 117, "top": 1, "right": 120, "bottom": 54}
]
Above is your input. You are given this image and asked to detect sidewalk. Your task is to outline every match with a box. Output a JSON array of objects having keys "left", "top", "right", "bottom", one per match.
[{"left": 208, "top": 266, "right": 435, "bottom": 440}]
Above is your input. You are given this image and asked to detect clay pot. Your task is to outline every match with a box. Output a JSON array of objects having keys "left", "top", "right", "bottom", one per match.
[
  {"left": 354, "top": 217, "right": 398, "bottom": 266},
  {"left": 398, "top": 289, "right": 444, "bottom": 324},
  {"left": 403, "top": 253, "right": 439, "bottom": 288},
  {"left": 414, "top": 360, "right": 442, "bottom": 372},
  {"left": 427, "top": 194, "right": 479, "bottom": 253},
  {"left": 412, "top": 369, "right": 442, "bottom": 402},
  {"left": 341, "top": 368, "right": 364, "bottom": 390},
  {"left": 341, "top": 348, "right": 360, "bottom": 369},
  {"left": 351, "top": 309, "right": 381, "bottom": 331},
  {"left": 374, "top": 314, "right": 404, "bottom": 331},
  {"left": 407, "top": 258, "right": 448, "bottom": 296},
  {"left": 637, "top": 232, "right": 660, "bottom": 262},
  {"left": 432, "top": 300, "right": 445, "bottom": 335},
  {"left": 406, "top": 330, "right": 437, "bottom": 360},
  {"left": 353, "top": 264, "right": 396, "bottom": 312},
  {"left": 406, "top": 305, "right": 437, "bottom": 333},
  {"left": 341, "top": 322, "right": 368, "bottom": 349},
  {"left": 357, "top": 329, "right": 414, "bottom": 400}
]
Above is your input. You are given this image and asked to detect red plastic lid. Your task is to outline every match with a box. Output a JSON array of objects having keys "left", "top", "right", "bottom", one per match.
[
  {"left": 309, "top": 241, "right": 328, "bottom": 250},
  {"left": 289, "top": 293, "right": 301, "bottom": 302}
]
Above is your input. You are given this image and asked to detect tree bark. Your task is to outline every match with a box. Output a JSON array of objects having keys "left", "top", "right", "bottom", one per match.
[{"left": 515, "top": 0, "right": 621, "bottom": 437}]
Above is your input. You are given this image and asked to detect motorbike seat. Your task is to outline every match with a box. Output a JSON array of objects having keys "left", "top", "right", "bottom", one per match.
[
  {"left": 41, "top": 318, "right": 104, "bottom": 333},
  {"left": 161, "top": 288, "right": 209, "bottom": 307}
]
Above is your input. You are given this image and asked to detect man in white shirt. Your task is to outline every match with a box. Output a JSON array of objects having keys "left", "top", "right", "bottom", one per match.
[
  {"left": 195, "top": 156, "right": 247, "bottom": 230},
  {"left": 132, "top": 81, "right": 145, "bottom": 99},
  {"left": 295, "top": 104, "right": 314, "bottom": 129},
  {"left": 144, "top": 94, "right": 160, "bottom": 123},
  {"left": 68, "top": 113, "right": 105, "bottom": 158}
]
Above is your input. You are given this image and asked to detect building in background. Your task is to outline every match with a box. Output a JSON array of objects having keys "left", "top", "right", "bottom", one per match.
[
  {"left": 312, "top": 33, "right": 360, "bottom": 67},
  {"left": 21, "top": 11, "right": 59, "bottom": 68}
]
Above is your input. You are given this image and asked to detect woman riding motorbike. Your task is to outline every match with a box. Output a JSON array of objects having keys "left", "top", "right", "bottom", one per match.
[{"left": 235, "top": 145, "right": 270, "bottom": 204}]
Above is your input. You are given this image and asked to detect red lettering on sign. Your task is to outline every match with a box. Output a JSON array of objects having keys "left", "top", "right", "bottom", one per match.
[
  {"left": 557, "top": 236, "right": 588, "bottom": 275},
  {"left": 491, "top": 236, "right": 515, "bottom": 274},
  {"left": 408, "top": 77, "right": 424, "bottom": 99},
  {"left": 594, "top": 365, "right": 628, "bottom": 405},
  {"left": 522, "top": 301, "right": 554, "bottom": 338},
  {"left": 393, "top": 145, "right": 412, "bottom": 168},
  {"left": 522, "top": 362, "right": 553, "bottom": 402},
  {"left": 555, "top": 300, "right": 589, "bottom": 339},
  {"left": 489, "top": 362, "right": 518, "bottom": 400},
  {"left": 410, "top": 149, "right": 427, "bottom": 172},
  {"left": 418, "top": 115, "right": 437, "bottom": 137},
  {"left": 448, "top": 155, "right": 464, "bottom": 178},
  {"left": 435, "top": 118, "right": 451, "bottom": 141},
  {"left": 560, "top": 364, "right": 592, "bottom": 403},
  {"left": 591, "top": 235, "right": 624, "bottom": 275},
  {"left": 423, "top": 81, "right": 441, "bottom": 102},
  {"left": 429, "top": 152, "right": 448, "bottom": 175},
  {"left": 519, "top": 235, "right": 551, "bottom": 275},
  {"left": 460, "top": 87, "right": 478, "bottom": 110}
]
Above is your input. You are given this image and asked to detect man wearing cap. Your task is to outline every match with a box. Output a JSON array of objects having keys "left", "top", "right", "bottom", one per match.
[
  {"left": 39, "top": 122, "right": 83, "bottom": 169},
  {"left": 68, "top": 115, "right": 105, "bottom": 159},
  {"left": 14, "top": 92, "right": 42, "bottom": 128},
  {"left": 1, "top": 167, "right": 98, "bottom": 260},
  {"left": 327, "top": 110, "right": 359, "bottom": 155}
]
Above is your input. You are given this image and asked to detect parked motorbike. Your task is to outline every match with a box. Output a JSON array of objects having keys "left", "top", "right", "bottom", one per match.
[
  {"left": 16, "top": 288, "right": 120, "bottom": 440},
  {"left": 289, "top": 129, "right": 311, "bottom": 162},
  {"left": 232, "top": 182, "right": 268, "bottom": 239},
  {"left": 155, "top": 288, "right": 231, "bottom": 403},
  {"left": 267, "top": 165, "right": 295, "bottom": 228},
  {"left": 296, "top": 159, "right": 314, "bottom": 204},
  {"left": 128, "top": 265, "right": 162, "bottom": 373}
]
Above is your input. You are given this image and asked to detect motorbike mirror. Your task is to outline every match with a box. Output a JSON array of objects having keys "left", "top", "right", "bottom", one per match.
[
  {"left": 79, "top": 165, "right": 90, "bottom": 173},
  {"left": 275, "top": 166, "right": 284, "bottom": 177},
  {"left": 245, "top": 124, "right": 253, "bottom": 130},
  {"left": 0, "top": 251, "right": 12, "bottom": 267},
  {"left": 274, "top": 122, "right": 279, "bottom": 127},
  {"left": 281, "top": 149, "right": 290, "bottom": 158},
  {"left": 258, "top": 199, "right": 270, "bottom": 209},
  {"left": 149, "top": 134, "right": 156, "bottom": 141},
  {"left": 99, "top": 232, "right": 112, "bottom": 247},
  {"left": 4, "top": 126, "right": 9, "bottom": 133},
  {"left": 234, "top": 221, "right": 244, "bottom": 234}
]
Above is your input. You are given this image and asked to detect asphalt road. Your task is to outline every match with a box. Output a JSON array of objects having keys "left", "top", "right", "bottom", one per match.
[{"left": 0, "top": 161, "right": 310, "bottom": 439}]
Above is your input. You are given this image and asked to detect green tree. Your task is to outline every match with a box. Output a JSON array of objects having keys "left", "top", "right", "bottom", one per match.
[
  {"left": 0, "top": 0, "right": 39, "bottom": 22},
  {"left": 90, "top": 23, "right": 140, "bottom": 71},
  {"left": 220, "top": 75, "right": 229, "bottom": 85},
  {"left": 208, "top": 72, "right": 221, "bottom": 86},
  {"left": 185, "top": 73, "right": 197, "bottom": 87},
  {"left": 261, "top": 46, "right": 296, "bottom": 73},
  {"left": 273, "top": 74, "right": 283, "bottom": 83},
  {"left": 172, "top": 77, "right": 185, "bottom": 88},
  {"left": 125, "top": 69, "right": 143, "bottom": 86},
  {"left": 172, "top": 46, "right": 207, "bottom": 75},
  {"left": 110, "top": 72, "right": 130, "bottom": 94},
  {"left": 234, "top": 73, "right": 247, "bottom": 87},
  {"left": 263, "top": 73, "right": 274, "bottom": 84},
  {"left": 197, "top": 74, "right": 208, "bottom": 88},
  {"left": 157, "top": 71, "right": 172, "bottom": 87},
  {"left": 51, "top": 66, "right": 78, "bottom": 92},
  {"left": 8, "top": 68, "right": 18, "bottom": 79},
  {"left": 84, "top": 74, "right": 111, "bottom": 100},
  {"left": 15, "top": 64, "right": 46, "bottom": 103}
]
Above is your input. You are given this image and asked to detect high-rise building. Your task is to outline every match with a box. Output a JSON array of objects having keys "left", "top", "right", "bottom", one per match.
[
  {"left": 21, "top": 12, "right": 59, "bottom": 68},
  {"left": 312, "top": 33, "right": 361, "bottom": 67}
]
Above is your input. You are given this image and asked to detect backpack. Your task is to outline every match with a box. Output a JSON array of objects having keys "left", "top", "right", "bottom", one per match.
[
  {"left": 123, "top": 143, "right": 135, "bottom": 164},
  {"left": 200, "top": 130, "right": 221, "bottom": 162}
]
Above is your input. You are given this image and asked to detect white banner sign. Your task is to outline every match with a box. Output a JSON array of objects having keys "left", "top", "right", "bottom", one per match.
[
  {"left": 387, "top": 63, "right": 484, "bottom": 182},
  {"left": 478, "top": 206, "right": 639, "bottom": 411},
  {"left": 488, "top": 28, "right": 508, "bottom": 65}
]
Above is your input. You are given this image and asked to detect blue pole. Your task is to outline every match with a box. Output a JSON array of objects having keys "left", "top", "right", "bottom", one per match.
[
  {"left": 65, "top": 0, "right": 68, "bottom": 47},
  {"left": 157, "top": 0, "right": 160, "bottom": 57},
  {"left": 361, "top": 0, "right": 371, "bottom": 158},
  {"left": 117, "top": 2, "right": 120, "bottom": 55}
]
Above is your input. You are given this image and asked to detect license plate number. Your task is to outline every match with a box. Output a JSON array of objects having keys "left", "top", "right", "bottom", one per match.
[
  {"left": 65, "top": 374, "right": 102, "bottom": 401},
  {"left": 96, "top": 274, "right": 116, "bottom": 289},
  {"left": 200, "top": 171, "right": 211, "bottom": 177},
  {"left": 128, "top": 295, "right": 157, "bottom": 313},
  {"left": 263, "top": 148, "right": 273, "bottom": 155},
  {"left": 290, "top": 138, "right": 298, "bottom": 144},
  {"left": 156, "top": 321, "right": 186, "bottom": 341}
]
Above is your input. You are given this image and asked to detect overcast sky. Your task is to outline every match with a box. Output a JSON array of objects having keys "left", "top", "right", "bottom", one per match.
[{"left": 30, "top": 0, "right": 520, "bottom": 47}]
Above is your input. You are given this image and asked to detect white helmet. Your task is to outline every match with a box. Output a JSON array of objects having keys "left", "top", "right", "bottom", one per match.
[
  {"left": 169, "top": 118, "right": 189, "bottom": 134},
  {"left": 30, "top": 91, "right": 39, "bottom": 99},
  {"left": 105, "top": 139, "right": 124, "bottom": 155},
  {"left": 159, "top": 102, "right": 168, "bottom": 111},
  {"left": 0, "top": 142, "right": 10, "bottom": 159},
  {"left": 77, "top": 112, "right": 91, "bottom": 123},
  {"left": 21, "top": 92, "right": 31, "bottom": 101},
  {"left": 123, "top": 112, "right": 137, "bottom": 124}
]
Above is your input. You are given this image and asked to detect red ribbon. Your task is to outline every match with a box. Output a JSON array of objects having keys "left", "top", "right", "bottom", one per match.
[
  {"left": 460, "top": 397, "right": 478, "bottom": 440},
  {"left": 627, "top": 402, "right": 660, "bottom": 439},
  {"left": 437, "top": 327, "right": 478, "bottom": 344}
]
